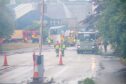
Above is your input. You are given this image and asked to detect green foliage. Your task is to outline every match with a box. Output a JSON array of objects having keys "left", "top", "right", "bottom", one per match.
[
  {"left": 0, "top": 0, "right": 9, "bottom": 5},
  {"left": 97, "top": 0, "right": 126, "bottom": 56},
  {"left": 0, "top": 2, "right": 15, "bottom": 39},
  {"left": 78, "top": 78, "right": 95, "bottom": 84}
]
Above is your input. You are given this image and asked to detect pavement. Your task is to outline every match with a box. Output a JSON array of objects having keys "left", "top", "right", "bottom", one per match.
[
  {"left": 94, "top": 56, "right": 126, "bottom": 84},
  {"left": 94, "top": 44, "right": 126, "bottom": 84}
]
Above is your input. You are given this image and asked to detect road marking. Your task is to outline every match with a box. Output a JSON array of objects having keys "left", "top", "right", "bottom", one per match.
[
  {"left": 54, "top": 66, "right": 68, "bottom": 78},
  {"left": 91, "top": 57, "right": 97, "bottom": 78}
]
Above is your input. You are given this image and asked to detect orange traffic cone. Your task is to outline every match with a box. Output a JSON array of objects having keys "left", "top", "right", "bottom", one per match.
[
  {"left": 59, "top": 49, "right": 63, "bottom": 65},
  {"left": 3, "top": 53, "right": 8, "bottom": 66},
  {"left": 33, "top": 62, "right": 39, "bottom": 79}
]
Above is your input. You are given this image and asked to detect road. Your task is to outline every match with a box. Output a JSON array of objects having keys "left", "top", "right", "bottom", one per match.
[{"left": 0, "top": 47, "right": 125, "bottom": 84}]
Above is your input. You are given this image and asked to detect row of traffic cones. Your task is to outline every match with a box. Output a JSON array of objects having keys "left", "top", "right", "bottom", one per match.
[
  {"left": 2, "top": 51, "right": 61, "bottom": 83},
  {"left": 2, "top": 50, "right": 63, "bottom": 83},
  {"left": 2, "top": 49, "right": 63, "bottom": 66}
]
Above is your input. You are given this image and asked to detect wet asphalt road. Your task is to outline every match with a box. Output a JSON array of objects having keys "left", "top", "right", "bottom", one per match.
[{"left": 0, "top": 47, "right": 125, "bottom": 84}]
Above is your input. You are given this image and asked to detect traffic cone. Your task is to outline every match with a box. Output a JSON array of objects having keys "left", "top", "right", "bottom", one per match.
[
  {"left": 3, "top": 53, "right": 8, "bottom": 66},
  {"left": 59, "top": 49, "right": 63, "bottom": 65},
  {"left": 33, "top": 62, "right": 39, "bottom": 79},
  {"left": 30, "top": 62, "right": 42, "bottom": 84}
]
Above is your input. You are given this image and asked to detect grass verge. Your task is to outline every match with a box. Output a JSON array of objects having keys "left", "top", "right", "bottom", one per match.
[
  {"left": 0, "top": 43, "right": 39, "bottom": 51},
  {"left": 78, "top": 78, "right": 95, "bottom": 84},
  {"left": 120, "top": 57, "right": 126, "bottom": 65}
]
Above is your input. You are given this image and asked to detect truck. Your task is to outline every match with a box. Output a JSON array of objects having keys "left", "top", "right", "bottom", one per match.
[
  {"left": 11, "top": 30, "right": 24, "bottom": 42},
  {"left": 64, "top": 31, "right": 76, "bottom": 46},
  {"left": 76, "top": 31, "right": 98, "bottom": 54},
  {"left": 11, "top": 30, "right": 39, "bottom": 43}
]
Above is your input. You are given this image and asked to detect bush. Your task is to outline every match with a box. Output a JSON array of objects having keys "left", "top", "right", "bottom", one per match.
[{"left": 78, "top": 78, "right": 95, "bottom": 84}]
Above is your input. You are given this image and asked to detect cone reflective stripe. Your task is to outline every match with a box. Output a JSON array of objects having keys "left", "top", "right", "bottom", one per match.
[
  {"left": 59, "top": 49, "right": 63, "bottom": 65},
  {"left": 33, "top": 62, "right": 39, "bottom": 78},
  {"left": 3, "top": 53, "right": 8, "bottom": 66}
]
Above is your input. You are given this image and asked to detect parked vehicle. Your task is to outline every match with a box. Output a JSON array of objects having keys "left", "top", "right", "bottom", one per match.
[
  {"left": 64, "top": 31, "right": 76, "bottom": 46},
  {"left": 76, "top": 31, "right": 98, "bottom": 54},
  {"left": 11, "top": 30, "right": 39, "bottom": 43}
]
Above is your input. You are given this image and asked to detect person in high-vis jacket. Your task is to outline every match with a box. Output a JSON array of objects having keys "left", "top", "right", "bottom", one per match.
[
  {"left": 47, "top": 37, "right": 51, "bottom": 45},
  {"left": 54, "top": 41, "right": 60, "bottom": 57},
  {"left": 60, "top": 42, "right": 66, "bottom": 56}
]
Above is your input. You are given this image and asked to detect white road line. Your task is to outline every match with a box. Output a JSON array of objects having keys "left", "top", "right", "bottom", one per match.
[{"left": 54, "top": 66, "right": 69, "bottom": 78}]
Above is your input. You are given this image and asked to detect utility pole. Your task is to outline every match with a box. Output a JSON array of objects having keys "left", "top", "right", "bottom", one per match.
[
  {"left": 30, "top": 0, "right": 54, "bottom": 83},
  {"left": 29, "top": 0, "right": 45, "bottom": 83},
  {"left": 38, "top": 0, "right": 44, "bottom": 82},
  {"left": 39, "top": 0, "right": 44, "bottom": 55}
]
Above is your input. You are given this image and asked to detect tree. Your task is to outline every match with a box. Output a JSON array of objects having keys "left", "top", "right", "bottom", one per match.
[
  {"left": 97, "top": 0, "right": 126, "bottom": 57},
  {"left": 0, "top": 0, "right": 9, "bottom": 5},
  {"left": 0, "top": 0, "right": 15, "bottom": 39}
]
